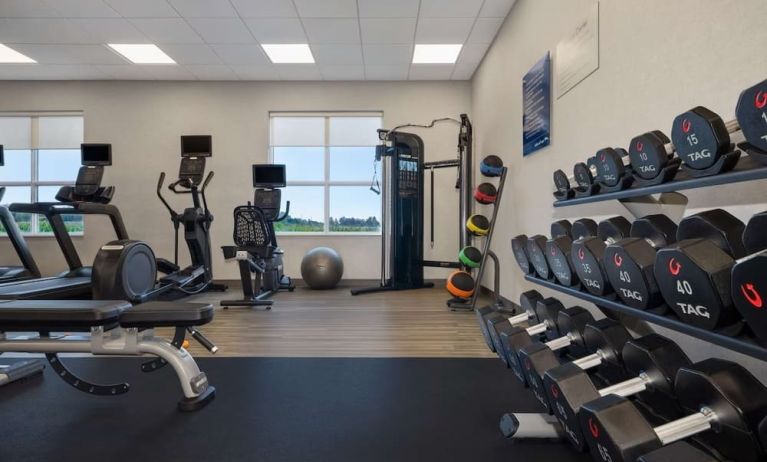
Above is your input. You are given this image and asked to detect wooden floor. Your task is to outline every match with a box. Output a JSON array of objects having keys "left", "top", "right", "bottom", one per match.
[{"left": 167, "top": 281, "right": 496, "bottom": 358}]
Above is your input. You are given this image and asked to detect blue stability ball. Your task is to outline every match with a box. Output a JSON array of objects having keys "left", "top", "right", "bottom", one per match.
[
  {"left": 480, "top": 155, "right": 504, "bottom": 177},
  {"left": 301, "top": 247, "right": 344, "bottom": 290}
]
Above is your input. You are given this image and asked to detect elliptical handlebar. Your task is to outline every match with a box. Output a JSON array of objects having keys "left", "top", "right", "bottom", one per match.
[
  {"left": 156, "top": 172, "right": 178, "bottom": 219},
  {"left": 274, "top": 200, "right": 290, "bottom": 222},
  {"left": 200, "top": 171, "right": 213, "bottom": 216}
]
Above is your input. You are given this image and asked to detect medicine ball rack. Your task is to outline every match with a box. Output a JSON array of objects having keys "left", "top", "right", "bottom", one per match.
[
  {"left": 448, "top": 166, "right": 507, "bottom": 311},
  {"left": 525, "top": 157, "right": 767, "bottom": 361}
]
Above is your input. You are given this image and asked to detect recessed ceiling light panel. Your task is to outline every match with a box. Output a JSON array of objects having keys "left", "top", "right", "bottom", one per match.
[
  {"left": 412, "top": 44, "right": 463, "bottom": 64},
  {"left": 108, "top": 44, "right": 176, "bottom": 64},
  {"left": 0, "top": 44, "right": 36, "bottom": 64},
  {"left": 261, "top": 44, "right": 315, "bottom": 64}
]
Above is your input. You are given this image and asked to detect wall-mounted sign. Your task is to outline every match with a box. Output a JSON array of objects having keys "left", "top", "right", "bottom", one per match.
[
  {"left": 523, "top": 52, "right": 551, "bottom": 156},
  {"left": 556, "top": 2, "right": 600, "bottom": 98}
]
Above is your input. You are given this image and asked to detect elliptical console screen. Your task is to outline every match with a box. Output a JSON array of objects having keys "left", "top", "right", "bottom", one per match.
[
  {"left": 81, "top": 143, "right": 112, "bottom": 166},
  {"left": 181, "top": 135, "right": 212, "bottom": 157},
  {"left": 253, "top": 164, "right": 286, "bottom": 188}
]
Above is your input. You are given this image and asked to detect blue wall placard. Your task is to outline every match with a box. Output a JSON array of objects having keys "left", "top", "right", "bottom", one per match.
[{"left": 523, "top": 52, "right": 551, "bottom": 156}]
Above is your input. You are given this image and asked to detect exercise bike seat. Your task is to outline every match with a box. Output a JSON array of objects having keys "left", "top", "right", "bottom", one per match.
[
  {"left": 0, "top": 300, "right": 131, "bottom": 331},
  {"left": 119, "top": 301, "right": 214, "bottom": 328}
]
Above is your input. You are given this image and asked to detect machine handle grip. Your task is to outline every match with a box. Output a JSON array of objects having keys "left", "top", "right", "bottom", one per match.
[
  {"left": 187, "top": 327, "right": 218, "bottom": 354},
  {"left": 156, "top": 172, "right": 177, "bottom": 218},
  {"left": 275, "top": 200, "right": 290, "bottom": 222}
]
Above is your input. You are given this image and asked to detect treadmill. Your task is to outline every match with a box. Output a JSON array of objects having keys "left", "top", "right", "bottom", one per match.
[
  {"left": 0, "top": 145, "right": 41, "bottom": 283},
  {"left": 0, "top": 143, "right": 128, "bottom": 300}
]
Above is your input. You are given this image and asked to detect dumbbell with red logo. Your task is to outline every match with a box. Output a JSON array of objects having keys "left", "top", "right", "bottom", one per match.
[
  {"left": 730, "top": 210, "right": 767, "bottom": 345},
  {"left": 571, "top": 217, "right": 632, "bottom": 296},
  {"left": 654, "top": 209, "right": 747, "bottom": 331},
  {"left": 481, "top": 290, "right": 543, "bottom": 357},
  {"left": 546, "top": 218, "right": 598, "bottom": 287}
]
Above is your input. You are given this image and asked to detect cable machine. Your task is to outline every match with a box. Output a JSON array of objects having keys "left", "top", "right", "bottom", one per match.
[{"left": 351, "top": 114, "right": 473, "bottom": 296}]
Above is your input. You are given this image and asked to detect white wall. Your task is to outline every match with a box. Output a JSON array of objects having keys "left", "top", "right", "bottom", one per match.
[
  {"left": 0, "top": 80, "right": 470, "bottom": 280},
  {"left": 471, "top": 0, "right": 767, "bottom": 377}
]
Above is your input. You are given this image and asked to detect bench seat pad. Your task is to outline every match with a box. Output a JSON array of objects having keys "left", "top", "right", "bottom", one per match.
[
  {"left": 0, "top": 300, "right": 131, "bottom": 331},
  {"left": 119, "top": 301, "right": 214, "bottom": 328}
]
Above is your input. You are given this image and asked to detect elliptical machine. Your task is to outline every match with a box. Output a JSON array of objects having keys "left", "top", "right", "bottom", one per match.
[
  {"left": 221, "top": 164, "right": 294, "bottom": 309},
  {"left": 93, "top": 136, "right": 226, "bottom": 302}
]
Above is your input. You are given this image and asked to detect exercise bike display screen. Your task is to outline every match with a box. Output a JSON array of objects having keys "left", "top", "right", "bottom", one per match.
[
  {"left": 253, "top": 164, "right": 286, "bottom": 188},
  {"left": 181, "top": 135, "right": 212, "bottom": 157},
  {"left": 81, "top": 143, "right": 112, "bottom": 166}
]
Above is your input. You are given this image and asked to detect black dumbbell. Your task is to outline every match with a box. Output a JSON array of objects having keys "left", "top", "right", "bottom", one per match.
[
  {"left": 580, "top": 359, "right": 767, "bottom": 462},
  {"left": 731, "top": 211, "right": 767, "bottom": 345},
  {"left": 511, "top": 235, "right": 534, "bottom": 275},
  {"left": 654, "top": 209, "right": 747, "bottom": 330},
  {"left": 553, "top": 162, "right": 600, "bottom": 199},
  {"left": 592, "top": 147, "right": 633, "bottom": 188},
  {"left": 628, "top": 131, "right": 681, "bottom": 182},
  {"left": 543, "top": 334, "right": 690, "bottom": 451},
  {"left": 498, "top": 298, "right": 567, "bottom": 376},
  {"left": 527, "top": 234, "right": 553, "bottom": 280},
  {"left": 604, "top": 214, "right": 678, "bottom": 310},
  {"left": 671, "top": 80, "right": 767, "bottom": 173},
  {"left": 483, "top": 290, "right": 543, "bottom": 356},
  {"left": 572, "top": 217, "right": 632, "bottom": 296},
  {"left": 546, "top": 218, "right": 598, "bottom": 287},
  {"left": 518, "top": 318, "right": 632, "bottom": 413},
  {"left": 637, "top": 442, "right": 721, "bottom": 462}
]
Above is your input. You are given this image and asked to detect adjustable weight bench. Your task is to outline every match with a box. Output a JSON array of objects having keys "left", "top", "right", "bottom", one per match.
[{"left": 0, "top": 300, "right": 216, "bottom": 411}]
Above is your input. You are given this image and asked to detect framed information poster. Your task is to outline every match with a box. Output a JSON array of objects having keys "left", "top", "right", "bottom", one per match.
[{"left": 523, "top": 52, "right": 551, "bottom": 156}]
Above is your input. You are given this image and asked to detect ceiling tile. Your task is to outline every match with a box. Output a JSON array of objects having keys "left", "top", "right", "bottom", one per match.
[
  {"left": 419, "top": 0, "right": 482, "bottom": 18},
  {"left": 0, "top": 0, "right": 60, "bottom": 17},
  {"left": 148, "top": 65, "right": 196, "bottom": 79},
  {"left": 455, "top": 43, "right": 489, "bottom": 67},
  {"left": 104, "top": 0, "right": 179, "bottom": 18},
  {"left": 162, "top": 44, "right": 222, "bottom": 64},
  {"left": 275, "top": 63, "right": 322, "bottom": 80},
  {"left": 130, "top": 18, "right": 203, "bottom": 43},
  {"left": 230, "top": 0, "right": 297, "bottom": 18},
  {"left": 468, "top": 18, "right": 503, "bottom": 43},
  {"left": 168, "top": 0, "right": 237, "bottom": 18},
  {"left": 0, "top": 18, "right": 93, "bottom": 43},
  {"left": 96, "top": 64, "right": 159, "bottom": 79},
  {"left": 358, "top": 0, "right": 419, "bottom": 18},
  {"left": 11, "top": 44, "right": 126, "bottom": 64},
  {"left": 409, "top": 64, "right": 454, "bottom": 80},
  {"left": 69, "top": 18, "right": 148, "bottom": 42},
  {"left": 362, "top": 44, "right": 412, "bottom": 64},
  {"left": 187, "top": 18, "right": 254, "bottom": 43},
  {"left": 360, "top": 18, "right": 415, "bottom": 44},
  {"left": 45, "top": 0, "right": 121, "bottom": 18},
  {"left": 244, "top": 18, "right": 306, "bottom": 43},
  {"left": 293, "top": 0, "right": 356, "bottom": 18},
  {"left": 210, "top": 44, "right": 270, "bottom": 65},
  {"left": 311, "top": 44, "right": 363, "bottom": 65},
  {"left": 364, "top": 64, "right": 408, "bottom": 80},
  {"left": 320, "top": 65, "right": 364, "bottom": 80},
  {"left": 479, "top": 0, "right": 516, "bottom": 18},
  {"left": 302, "top": 18, "right": 360, "bottom": 44},
  {"left": 230, "top": 65, "right": 279, "bottom": 79},
  {"left": 0, "top": 64, "right": 107, "bottom": 80},
  {"left": 451, "top": 64, "right": 477, "bottom": 80},
  {"left": 415, "top": 18, "right": 474, "bottom": 43},
  {"left": 186, "top": 64, "right": 238, "bottom": 80}
]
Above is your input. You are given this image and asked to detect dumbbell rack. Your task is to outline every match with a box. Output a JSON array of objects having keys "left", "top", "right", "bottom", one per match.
[
  {"left": 524, "top": 159, "right": 767, "bottom": 361},
  {"left": 448, "top": 167, "right": 507, "bottom": 311}
]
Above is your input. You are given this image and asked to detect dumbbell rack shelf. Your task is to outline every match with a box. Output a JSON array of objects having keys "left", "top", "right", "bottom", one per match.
[
  {"left": 524, "top": 274, "right": 767, "bottom": 361},
  {"left": 553, "top": 155, "right": 767, "bottom": 207}
]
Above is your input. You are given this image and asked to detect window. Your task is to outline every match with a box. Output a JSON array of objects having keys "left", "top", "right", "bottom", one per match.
[
  {"left": 0, "top": 115, "right": 84, "bottom": 235},
  {"left": 269, "top": 113, "right": 382, "bottom": 234}
]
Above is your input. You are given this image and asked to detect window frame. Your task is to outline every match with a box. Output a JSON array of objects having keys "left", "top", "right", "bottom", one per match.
[
  {"left": 269, "top": 111, "right": 383, "bottom": 236},
  {"left": 0, "top": 113, "right": 84, "bottom": 237}
]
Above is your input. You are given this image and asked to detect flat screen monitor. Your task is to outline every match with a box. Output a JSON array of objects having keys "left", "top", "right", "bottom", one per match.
[
  {"left": 253, "top": 164, "right": 286, "bottom": 188},
  {"left": 181, "top": 135, "right": 212, "bottom": 157},
  {"left": 81, "top": 143, "right": 112, "bottom": 166}
]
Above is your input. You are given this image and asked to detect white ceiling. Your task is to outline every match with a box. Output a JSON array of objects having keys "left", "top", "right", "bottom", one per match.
[{"left": 0, "top": 0, "right": 515, "bottom": 81}]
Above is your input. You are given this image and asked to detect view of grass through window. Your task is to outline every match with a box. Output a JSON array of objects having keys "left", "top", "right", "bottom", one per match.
[{"left": 270, "top": 114, "right": 382, "bottom": 234}]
